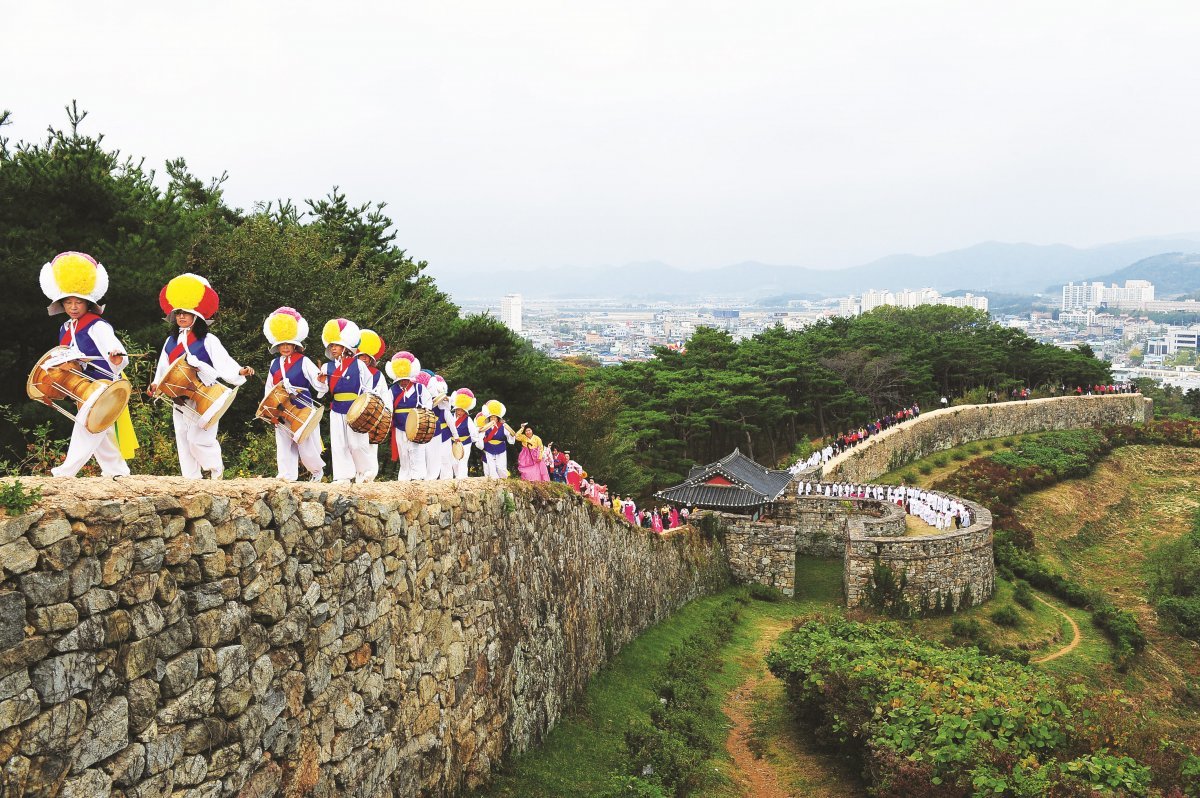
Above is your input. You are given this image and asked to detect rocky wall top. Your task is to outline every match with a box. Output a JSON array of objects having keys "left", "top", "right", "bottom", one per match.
[{"left": 825, "top": 394, "right": 1151, "bottom": 483}]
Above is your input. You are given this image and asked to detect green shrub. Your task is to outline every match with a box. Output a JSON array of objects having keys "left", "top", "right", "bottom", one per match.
[
  {"left": 1002, "top": 437, "right": 1016, "bottom": 447},
  {"left": 950, "top": 617, "right": 981, "bottom": 639},
  {"left": 0, "top": 480, "right": 41, "bottom": 515},
  {"left": 917, "top": 463, "right": 934, "bottom": 475},
  {"left": 863, "top": 561, "right": 910, "bottom": 618},
  {"left": 1013, "top": 579, "right": 1036, "bottom": 610},
  {"left": 931, "top": 453, "right": 949, "bottom": 467},
  {"left": 965, "top": 443, "right": 981, "bottom": 455},
  {"left": 746, "top": 583, "right": 785, "bottom": 603},
  {"left": 950, "top": 450, "right": 967, "bottom": 461},
  {"left": 899, "top": 470, "right": 917, "bottom": 483},
  {"left": 765, "top": 618, "right": 1151, "bottom": 796},
  {"left": 597, "top": 776, "right": 669, "bottom": 798},
  {"left": 1156, "top": 596, "right": 1200, "bottom": 641},
  {"left": 982, "top": 440, "right": 996, "bottom": 451},
  {"left": 989, "top": 604, "right": 1020, "bottom": 627}
]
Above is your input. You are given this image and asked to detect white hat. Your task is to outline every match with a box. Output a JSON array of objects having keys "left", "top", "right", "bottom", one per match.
[
  {"left": 40, "top": 251, "right": 109, "bottom": 315},
  {"left": 321, "top": 318, "right": 361, "bottom": 359},
  {"left": 263, "top": 307, "right": 309, "bottom": 354}
]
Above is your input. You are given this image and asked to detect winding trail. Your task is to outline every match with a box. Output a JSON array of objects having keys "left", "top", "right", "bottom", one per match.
[
  {"left": 721, "top": 617, "right": 860, "bottom": 798},
  {"left": 1030, "top": 594, "right": 1082, "bottom": 663}
]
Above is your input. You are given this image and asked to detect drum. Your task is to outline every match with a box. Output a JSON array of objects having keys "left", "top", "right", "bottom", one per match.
[
  {"left": 346, "top": 393, "right": 390, "bottom": 445},
  {"left": 157, "top": 357, "right": 237, "bottom": 430},
  {"left": 405, "top": 408, "right": 438, "bottom": 444},
  {"left": 256, "top": 383, "right": 324, "bottom": 445},
  {"left": 27, "top": 347, "right": 132, "bottom": 434},
  {"left": 451, "top": 439, "right": 465, "bottom": 461}
]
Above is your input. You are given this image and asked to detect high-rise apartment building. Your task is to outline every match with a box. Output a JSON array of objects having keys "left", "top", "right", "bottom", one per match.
[{"left": 500, "top": 293, "right": 523, "bottom": 333}]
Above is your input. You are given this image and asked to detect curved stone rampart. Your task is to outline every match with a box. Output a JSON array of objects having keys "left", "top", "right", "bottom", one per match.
[
  {"left": 0, "top": 477, "right": 728, "bottom": 798},
  {"left": 844, "top": 500, "right": 993, "bottom": 611},
  {"left": 825, "top": 394, "right": 1151, "bottom": 483}
]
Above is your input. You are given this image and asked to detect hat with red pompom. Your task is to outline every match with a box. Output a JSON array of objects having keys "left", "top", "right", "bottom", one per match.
[
  {"left": 159, "top": 274, "right": 220, "bottom": 321},
  {"left": 263, "top": 307, "right": 309, "bottom": 353},
  {"left": 40, "top": 251, "right": 110, "bottom": 315}
]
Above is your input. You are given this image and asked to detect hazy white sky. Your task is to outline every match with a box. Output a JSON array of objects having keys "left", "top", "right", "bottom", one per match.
[{"left": 5, "top": 1, "right": 1200, "bottom": 272}]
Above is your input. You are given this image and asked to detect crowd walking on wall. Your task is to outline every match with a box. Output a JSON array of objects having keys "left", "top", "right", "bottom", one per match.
[
  {"left": 795, "top": 480, "right": 974, "bottom": 530},
  {"left": 30, "top": 252, "right": 632, "bottom": 494}
]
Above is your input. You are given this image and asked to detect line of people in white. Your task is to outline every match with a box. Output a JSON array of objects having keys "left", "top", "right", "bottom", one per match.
[{"left": 795, "top": 480, "right": 973, "bottom": 530}]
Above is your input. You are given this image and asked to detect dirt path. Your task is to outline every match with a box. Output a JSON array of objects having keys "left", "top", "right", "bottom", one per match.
[
  {"left": 1030, "top": 594, "right": 1082, "bottom": 663},
  {"left": 721, "top": 618, "right": 860, "bottom": 798}
]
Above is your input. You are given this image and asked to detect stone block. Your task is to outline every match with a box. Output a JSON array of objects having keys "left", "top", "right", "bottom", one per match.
[
  {"left": 31, "top": 652, "right": 95, "bottom": 703},
  {"left": 0, "top": 592, "right": 26, "bottom": 650},
  {"left": 30, "top": 602, "right": 78, "bottom": 634},
  {"left": 28, "top": 518, "right": 71, "bottom": 549},
  {"left": 70, "top": 696, "right": 128, "bottom": 772},
  {"left": 0, "top": 510, "right": 42, "bottom": 546},
  {"left": 0, "top": 539, "right": 38, "bottom": 575},
  {"left": 18, "top": 698, "right": 87, "bottom": 754},
  {"left": 59, "top": 768, "right": 113, "bottom": 798},
  {"left": 0, "top": 688, "right": 39, "bottom": 732}
]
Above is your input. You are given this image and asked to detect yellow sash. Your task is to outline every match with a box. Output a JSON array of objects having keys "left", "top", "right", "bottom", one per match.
[{"left": 112, "top": 406, "right": 139, "bottom": 460}]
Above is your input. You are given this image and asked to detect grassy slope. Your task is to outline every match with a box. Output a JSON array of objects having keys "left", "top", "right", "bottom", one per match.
[
  {"left": 475, "top": 559, "right": 855, "bottom": 798},
  {"left": 1011, "top": 445, "right": 1200, "bottom": 728}
]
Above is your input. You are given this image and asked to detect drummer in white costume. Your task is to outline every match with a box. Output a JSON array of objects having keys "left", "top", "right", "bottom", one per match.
[
  {"left": 261, "top": 307, "right": 326, "bottom": 481},
  {"left": 355, "top": 329, "right": 389, "bottom": 482},
  {"left": 149, "top": 274, "right": 252, "bottom": 480},
  {"left": 40, "top": 251, "right": 135, "bottom": 478},
  {"left": 439, "top": 388, "right": 481, "bottom": 479},
  {"left": 475, "top": 399, "right": 516, "bottom": 478},
  {"left": 423, "top": 374, "right": 451, "bottom": 479},
  {"left": 386, "top": 352, "right": 431, "bottom": 481},
  {"left": 316, "top": 319, "right": 375, "bottom": 484}
]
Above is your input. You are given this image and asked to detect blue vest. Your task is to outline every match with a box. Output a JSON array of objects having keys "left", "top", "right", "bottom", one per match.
[
  {"left": 268, "top": 355, "right": 314, "bottom": 403},
  {"left": 324, "top": 359, "right": 362, "bottom": 415},
  {"left": 58, "top": 314, "right": 115, "bottom": 380},
  {"left": 481, "top": 421, "right": 508, "bottom": 455},
  {"left": 391, "top": 382, "right": 426, "bottom": 424},
  {"left": 163, "top": 332, "right": 214, "bottom": 366}
]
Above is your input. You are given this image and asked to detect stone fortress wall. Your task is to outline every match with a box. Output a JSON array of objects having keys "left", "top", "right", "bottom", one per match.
[
  {"left": 0, "top": 478, "right": 728, "bottom": 798},
  {"left": 724, "top": 394, "right": 1149, "bottom": 607},
  {"left": 825, "top": 393, "right": 1153, "bottom": 483}
]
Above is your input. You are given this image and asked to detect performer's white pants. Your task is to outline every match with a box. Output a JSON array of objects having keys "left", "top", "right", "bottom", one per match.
[
  {"left": 274, "top": 424, "right": 324, "bottom": 481},
  {"left": 440, "top": 440, "right": 469, "bottom": 479},
  {"left": 52, "top": 416, "right": 130, "bottom": 478},
  {"left": 363, "top": 443, "right": 379, "bottom": 482},
  {"left": 173, "top": 408, "right": 223, "bottom": 479},
  {"left": 425, "top": 437, "right": 450, "bottom": 480},
  {"left": 482, "top": 451, "right": 508, "bottom": 479},
  {"left": 395, "top": 434, "right": 427, "bottom": 481},
  {"left": 329, "top": 412, "right": 373, "bottom": 482}
]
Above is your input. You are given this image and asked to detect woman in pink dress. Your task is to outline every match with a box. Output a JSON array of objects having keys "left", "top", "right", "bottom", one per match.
[
  {"left": 623, "top": 499, "right": 636, "bottom": 525},
  {"left": 515, "top": 423, "right": 550, "bottom": 481},
  {"left": 668, "top": 507, "right": 679, "bottom": 529},
  {"left": 650, "top": 510, "right": 663, "bottom": 533}
]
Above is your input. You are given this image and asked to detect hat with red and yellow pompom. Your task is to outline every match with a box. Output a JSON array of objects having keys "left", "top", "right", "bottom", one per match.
[
  {"left": 262, "top": 307, "right": 309, "bottom": 354},
  {"left": 481, "top": 399, "right": 506, "bottom": 419},
  {"left": 40, "top": 251, "right": 110, "bottom": 315},
  {"left": 159, "top": 274, "right": 220, "bottom": 321},
  {"left": 321, "top": 318, "right": 361, "bottom": 359},
  {"left": 451, "top": 388, "right": 477, "bottom": 412},
  {"left": 357, "top": 329, "right": 386, "bottom": 364},
  {"left": 384, "top": 351, "right": 421, "bottom": 382}
]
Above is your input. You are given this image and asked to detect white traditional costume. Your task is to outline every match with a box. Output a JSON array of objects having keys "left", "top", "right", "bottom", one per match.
[
  {"left": 151, "top": 274, "right": 248, "bottom": 479},
  {"left": 41, "top": 252, "right": 135, "bottom": 477},
  {"left": 438, "top": 388, "right": 480, "bottom": 479},
  {"left": 320, "top": 319, "right": 377, "bottom": 483},
  {"left": 262, "top": 307, "right": 326, "bottom": 481},
  {"left": 386, "top": 352, "right": 430, "bottom": 481},
  {"left": 475, "top": 399, "right": 515, "bottom": 478},
  {"left": 356, "top": 329, "right": 388, "bottom": 482}
]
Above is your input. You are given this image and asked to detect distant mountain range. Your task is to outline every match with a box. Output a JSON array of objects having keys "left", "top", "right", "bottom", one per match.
[
  {"left": 1088, "top": 252, "right": 1200, "bottom": 298},
  {"left": 430, "top": 236, "right": 1200, "bottom": 302}
]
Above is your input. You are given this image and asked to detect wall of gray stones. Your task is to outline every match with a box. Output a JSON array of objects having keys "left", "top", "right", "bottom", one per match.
[
  {"left": 0, "top": 477, "right": 729, "bottom": 798},
  {"left": 825, "top": 394, "right": 1152, "bottom": 483},
  {"left": 843, "top": 500, "right": 994, "bottom": 611},
  {"left": 722, "top": 493, "right": 992, "bottom": 610}
]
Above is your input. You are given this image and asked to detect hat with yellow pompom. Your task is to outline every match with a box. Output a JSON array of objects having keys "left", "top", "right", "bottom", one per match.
[
  {"left": 321, "top": 318, "right": 361, "bottom": 360},
  {"left": 40, "top": 251, "right": 110, "bottom": 315},
  {"left": 262, "top": 307, "right": 309, "bottom": 354},
  {"left": 357, "top": 329, "right": 386, "bottom": 364},
  {"left": 159, "top": 273, "right": 220, "bottom": 321},
  {"left": 384, "top": 351, "right": 421, "bottom": 382}
]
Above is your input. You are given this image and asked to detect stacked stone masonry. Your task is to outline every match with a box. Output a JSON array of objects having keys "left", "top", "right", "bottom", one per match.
[
  {"left": 826, "top": 394, "right": 1152, "bottom": 483},
  {"left": 0, "top": 477, "right": 729, "bottom": 798}
]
